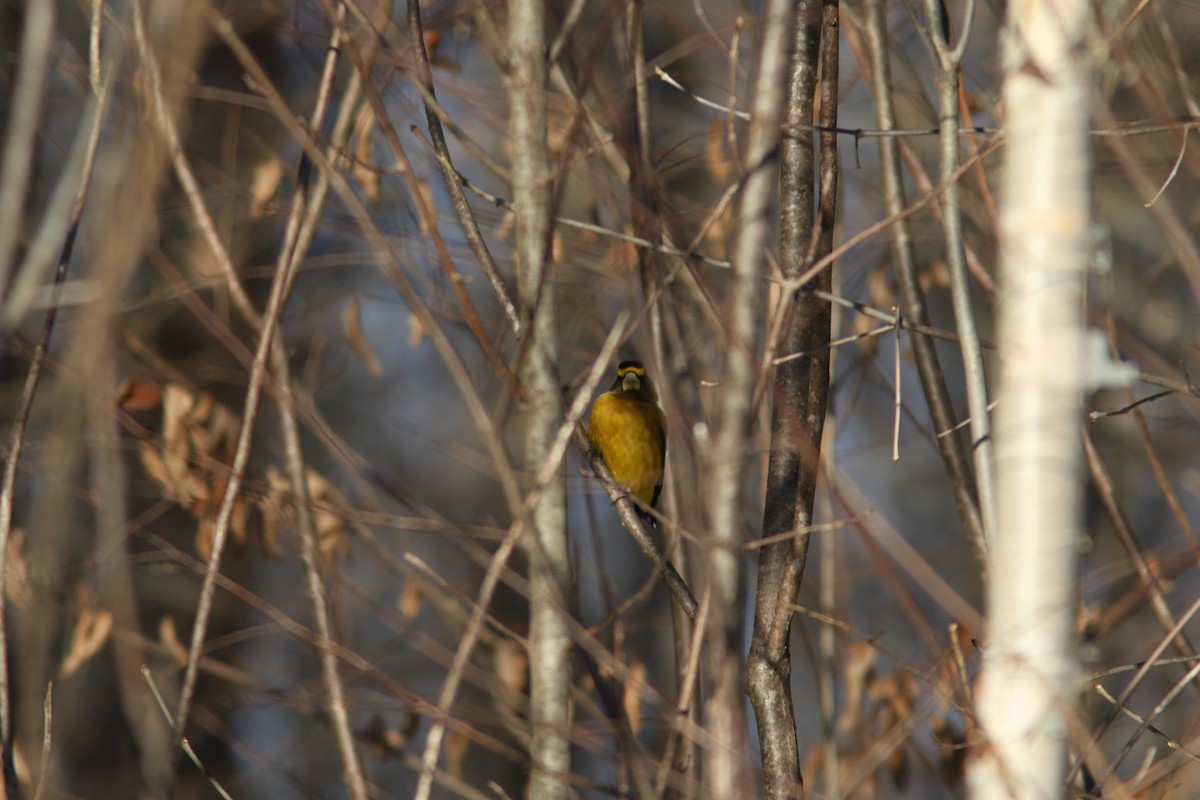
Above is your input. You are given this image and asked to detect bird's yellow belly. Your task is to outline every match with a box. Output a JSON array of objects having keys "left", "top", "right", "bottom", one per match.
[{"left": 588, "top": 395, "right": 663, "bottom": 506}]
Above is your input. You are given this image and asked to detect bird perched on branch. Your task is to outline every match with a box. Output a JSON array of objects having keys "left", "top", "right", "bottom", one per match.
[{"left": 587, "top": 360, "right": 667, "bottom": 519}]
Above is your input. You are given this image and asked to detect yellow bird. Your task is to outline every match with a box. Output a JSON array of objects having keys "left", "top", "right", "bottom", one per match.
[{"left": 587, "top": 360, "right": 667, "bottom": 516}]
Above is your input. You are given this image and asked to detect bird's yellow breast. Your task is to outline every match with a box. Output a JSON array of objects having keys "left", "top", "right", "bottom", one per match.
[{"left": 587, "top": 391, "right": 666, "bottom": 507}]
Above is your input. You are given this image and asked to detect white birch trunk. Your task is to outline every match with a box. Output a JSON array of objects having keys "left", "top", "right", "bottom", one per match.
[
  {"left": 508, "top": 1, "right": 570, "bottom": 797},
  {"left": 969, "top": 1, "right": 1091, "bottom": 798}
]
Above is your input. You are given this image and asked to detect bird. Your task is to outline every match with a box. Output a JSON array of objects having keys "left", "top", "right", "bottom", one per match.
[{"left": 587, "top": 360, "right": 667, "bottom": 518}]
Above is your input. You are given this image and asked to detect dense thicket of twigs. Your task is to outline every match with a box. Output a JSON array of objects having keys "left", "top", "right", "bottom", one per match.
[{"left": 0, "top": 1, "right": 1197, "bottom": 798}]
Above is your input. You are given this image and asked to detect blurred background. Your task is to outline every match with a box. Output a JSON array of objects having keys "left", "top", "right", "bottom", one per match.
[{"left": 0, "top": 0, "right": 1198, "bottom": 797}]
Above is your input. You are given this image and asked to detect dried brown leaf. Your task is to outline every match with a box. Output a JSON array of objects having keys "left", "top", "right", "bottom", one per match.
[
  {"left": 422, "top": 29, "right": 441, "bottom": 58},
  {"left": 408, "top": 313, "right": 427, "bottom": 349},
  {"left": 398, "top": 581, "right": 424, "bottom": 619},
  {"left": 352, "top": 103, "right": 379, "bottom": 202},
  {"left": 551, "top": 229, "right": 564, "bottom": 264},
  {"left": 343, "top": 295, "right": 383, "bottom": 377},
  {"left": 415, "top": 182, "right": 434, "bottom": 234},
  {"left": 837, "top": 641, "right": 877, "bottom": 733},
  {"left": 604, "top": 238, "right": 637, "bottom": 273},
  {"left": 4, "top": 529, "right": 30, "bottom": 608},
  {"left": 59, "top": 587, "right": 113, "bottom": 679},
  {"left": 306, "top": 469, "right": 349, "bottom": 564},
  {"left": 445, "top": 729, "right": 470, "bottom": 780},
  {"left": 704, "top": 117, "right": 733, "bottom": 183},
  {"left": 116, "top": 378, "right": 163, "bottom": 411},
  {"left": 249, "top": 156, "right": 284, "bottom": 218},
  {"left": 493, "top": 638, "right": 527, "bottom": 711},
  {"left": 195, "top": 518, "right": 214, "bottom": 562},
  {"left": 159, "top": 614, "right": 188, "bottom": 666},
  {"left": 624, "top": 660, "right": 646, "bottom": 737}
]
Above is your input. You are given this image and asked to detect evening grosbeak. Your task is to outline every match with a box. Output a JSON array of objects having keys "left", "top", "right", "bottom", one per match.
[{"left": 587, "top": 360, "right": 667, "bottom": 518}]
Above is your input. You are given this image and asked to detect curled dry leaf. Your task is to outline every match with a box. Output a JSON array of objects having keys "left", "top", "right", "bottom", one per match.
[
  {"left": 138, "top": 382, "right": 352, "bottom": 562},
  {"left": 704, "top": 116, "right": 733, "bottom": 184},
  {"left": 59, "top": 585, "right": 114, "bottom": 679},
  {"left": 836, "top": 641, "right": 877, "bottom": 733},
  {"left": 143, "top": 384, "right": 206, "bottom": 508},
  {"left": 493, "top": 638, "right": 527, "bottom": 711},
  {"left": 422, "top": 28, "right": 441, "bottom": 58},
  {"left": 307, "top": 469, "right": 350, "bottom": 564},
  {"left": 4, "top": 528, "right": 30, "bottom": 608},
  {"left": 604, "top": 238, "right": 637, "bottom": 274},
  {"left": 397, "top": 581, "right": 424, "bottom": 619},
  {"left": 495, "top": 210, "right": 514, "bottom": 243},
  {"left": 624, "top": 660, "right": 646, "bottom": 737},
  {"left": 159, "top": 614, "right": 188, "bottom": 666},
  {"left": 352, "top": 102, "right": 379, "bottom": 202},
  {"left": 138, "top": 383, "right": 263, "bottom": 557},
  {"left": 115, "top": 378, "right": 163, "bottom": 412},
  {"left": 920, "top": 258, "right": 951, "bottom": 291},
  {"left": 249, "top": 156, "right": 284, "bottom": 219},
  {"left": 343, "top": 295, "right": 383, "bottom": 377},
  {"left": 445, "top": 729, "right": 470, "bottom": 780},
  {"left": 140, "top": 383, "right": 239, "bottom": 516},
  {"left": 364, "top": 709, "right": 421, "bottom": 758},
  {"left": 551, "top": 229, "right": 564, "bottom": 264},
  {"left": 408, "top": 313, "right": 427, "bottom": 349},
  {"left": 415, "top": 181, "right": 434, "bottom": 234},
  {"left": 262, "top": 466, "right": 351, "bottom": 564}
]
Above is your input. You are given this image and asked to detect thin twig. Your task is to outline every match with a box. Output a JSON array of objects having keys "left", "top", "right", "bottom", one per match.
[
  {"left": 406, "top": 0, "right": 520, "bottom": 336},
  {"left": 575, "top": 424, "right": 698, "bottom": 620},
  {"left": 208, "top": 0, "right": 539, "bottom": 622},
  {"left": 1092, "top": 683, "right": 1200, "bottom": 764},
  {"left": 1143, "top": 125, "right": 1187, "bottom": 208},
  {"left": 892, "top": 307, "right": 902, "bottom": 461},
  {"left": 1081, "top": 430, "right": 1200, "bottom": 691},
  {"left": 413, "top": 525, "right": 527, "bottom": 800},
  {"left": 0, "top": 51, "right": 112, "bottom": 800},
  {"left": 410, "top": 273, "right": 628, "bottom": 800},
  {"left": 337, "top": 18, "right": 521, "bottom": 395},
  {"left": 1101, "top": 658, "right": 1200, "bottom": 781},
  {"left": 141, "top": 667, "right": 236, "bottom": 800},
  {"left": 857, "top": 0, "right": 986, "bottom": 567},
  {"left": 710, "top": 1, "right": 799, "bottom": 796},
  {"left": 1067, "top": 590, "right": 1200, "bottom": 787},
  {"left": 0, "top": 0, "right": 55, "bottom": 300},
  {"left": 131, "top": 0, "right": 260, "bottom": 332},
  {"left": 925, "top": 0, "right": 995, "bottom": 557},
  {"left": 161, "top": 12, "right": 356, "bottom": 794},
  {"left": 652, "top": 585, "right": 712, "bottom": 799},
  {"left": 1088, "top": 390, "right": 1172, "bottom": 421},
  {"left": 215, "top": 0, "right": 536, "bottom": 515},
  {"left": 31, "top": 682, "right": 52, "bottom": 800},
  {"left": 263, "top": 5, "right": 369, "bottom": 798}
]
